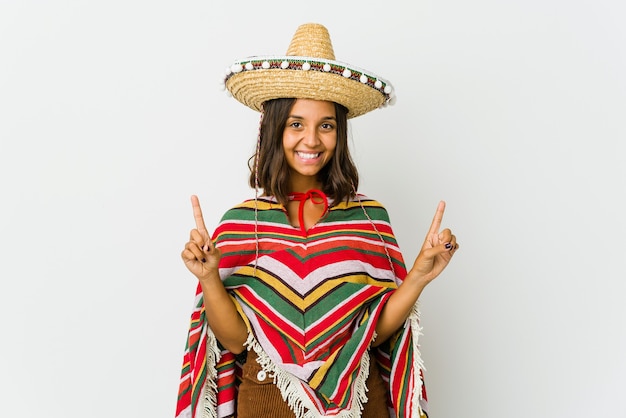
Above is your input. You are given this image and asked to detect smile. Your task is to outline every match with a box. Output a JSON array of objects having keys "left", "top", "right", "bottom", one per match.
[{"left": 296, "top": 152, "right": 321, "bottom": 160}]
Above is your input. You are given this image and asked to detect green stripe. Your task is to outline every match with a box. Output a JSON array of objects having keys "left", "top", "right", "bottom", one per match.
[{"left": 189, "top": 359, "right": 207, "bottom": 408}]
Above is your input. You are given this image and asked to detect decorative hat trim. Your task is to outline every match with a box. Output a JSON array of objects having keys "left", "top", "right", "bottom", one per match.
[{"left": 223, "top": 55, "right": 395, "bottom": 106}]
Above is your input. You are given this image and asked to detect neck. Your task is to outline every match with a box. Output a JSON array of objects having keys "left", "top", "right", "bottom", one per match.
[{"left": 288, "top": 176, "right": 323, "bottom": 194}]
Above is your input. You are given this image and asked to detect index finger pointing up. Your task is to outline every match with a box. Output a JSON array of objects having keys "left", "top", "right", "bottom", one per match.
[
  {"left": 427, "top": 200, "right": 446, "bottom": 237},
  {"left": 191, "top": 195, "right": 209, "bottom": 239}
]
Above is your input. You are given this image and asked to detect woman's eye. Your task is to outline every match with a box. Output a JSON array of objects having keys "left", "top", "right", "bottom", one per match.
[
  {"left": 321, "top": 123, "right": 335, "bottom": 130},
  {"left": 290, "top": 122, "right": 302, "bottom": 128}
]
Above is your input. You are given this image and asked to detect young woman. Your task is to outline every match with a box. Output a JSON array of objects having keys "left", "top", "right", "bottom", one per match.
[{"left": 176, "top": 23, "right": 458, "bottom": 418}]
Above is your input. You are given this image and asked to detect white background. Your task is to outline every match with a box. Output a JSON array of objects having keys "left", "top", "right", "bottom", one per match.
[{"left": 1, "top": 1, "right": 625, "bottom": 417}]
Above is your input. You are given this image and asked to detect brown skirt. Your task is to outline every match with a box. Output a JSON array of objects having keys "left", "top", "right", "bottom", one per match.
[{"left": 237, "top": 350, "right": 389, "bottom": 418}]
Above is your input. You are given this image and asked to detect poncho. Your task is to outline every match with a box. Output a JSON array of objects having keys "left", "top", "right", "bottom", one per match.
[{"left": 175, "top": 195, "right": 429, "bottom": 418}]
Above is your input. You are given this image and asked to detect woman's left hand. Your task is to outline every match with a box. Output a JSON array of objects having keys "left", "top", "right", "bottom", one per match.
[
  {"left": 409, "top": 201, "right": 459, "bottom": 284},
  {"left": 373, "top": 200, "right": 459, "bottom": 344}
]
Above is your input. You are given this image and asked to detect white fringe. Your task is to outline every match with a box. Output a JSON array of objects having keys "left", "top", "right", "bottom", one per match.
[
  {"left": 200, "top": 329, "right": 222, "bottom": 418},
  {"left": 195, "top": 307, "right": 426, "bottom": 418},
  {"left": 408, "top": 302, "right": 426, "bottom": 417},
  {"left": 245, "top": 334, "right": 371, "bottom": 418}
]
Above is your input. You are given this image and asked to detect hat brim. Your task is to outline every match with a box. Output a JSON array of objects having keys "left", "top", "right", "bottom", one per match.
[{"left": 224, "top": 56, "right": 393, "bottom": 119}]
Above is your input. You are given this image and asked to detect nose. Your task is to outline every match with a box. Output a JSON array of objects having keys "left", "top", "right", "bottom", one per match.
[{"left": 302, "top": 127, "right": 321, "bottom": 147}]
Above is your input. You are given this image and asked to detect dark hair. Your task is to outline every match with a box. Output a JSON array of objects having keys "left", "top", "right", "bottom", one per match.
[{"left": 248, "top": 98, "right": 359, "bottom": 206}]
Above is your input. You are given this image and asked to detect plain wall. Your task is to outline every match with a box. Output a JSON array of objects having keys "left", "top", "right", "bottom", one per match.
[{"left": 1, "top": 1, "right": 625, "bottom": 417}]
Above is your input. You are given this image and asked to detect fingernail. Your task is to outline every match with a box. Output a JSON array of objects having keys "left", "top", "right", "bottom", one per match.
[
  {"left": 201, "top": 258, "right": 207, "bottom": 263},
  {"left": 445, "top": 243, "right": 452, "bottom": 250}
]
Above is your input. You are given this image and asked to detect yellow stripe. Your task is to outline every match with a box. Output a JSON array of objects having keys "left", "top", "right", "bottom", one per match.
[
  {"left": 305, "top": 290, "right": 384, "bottom": 344},
  {"left": 191, "top": 355, "right": 207, "bottom": 396},
  {"left": 308, "top": 349, "right": 340, "bottom": 388},
  {"left": 238, "top": 266, "right": 390, "bottom": 310},
  {"left": 235, "top": 200, "right": 279, "bottom": 210}
]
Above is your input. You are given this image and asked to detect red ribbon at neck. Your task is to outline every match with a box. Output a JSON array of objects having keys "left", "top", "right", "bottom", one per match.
[{"left": 287, "top": 189, "right": 329, "bottom": 233}]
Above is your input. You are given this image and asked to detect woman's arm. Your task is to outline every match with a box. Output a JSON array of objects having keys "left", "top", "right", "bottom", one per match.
[
  {"left": 181, "top": 195, "right": 248, "bottom": 354},
  {"left": 373, "top": 201, "right": 459, "bottom": 346}
]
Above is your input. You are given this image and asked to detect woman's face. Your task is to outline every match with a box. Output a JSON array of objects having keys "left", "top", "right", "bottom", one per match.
[{"left": 282, "top": 99, "right": 337, "bottom": 189}]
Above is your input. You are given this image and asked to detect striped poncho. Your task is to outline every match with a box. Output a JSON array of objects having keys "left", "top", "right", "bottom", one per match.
[{"left": 176, "top": 195, "right": 428, "bottom": 418}]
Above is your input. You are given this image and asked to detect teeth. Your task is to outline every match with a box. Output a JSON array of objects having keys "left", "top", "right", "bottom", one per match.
[{"left": 297, "top": 152, "right": 320, "bottom": 159}]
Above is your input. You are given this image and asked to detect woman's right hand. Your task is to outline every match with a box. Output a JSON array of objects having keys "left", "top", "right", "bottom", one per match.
[
  {"left": 181, "top": 195, "right": 222, "bottom": 281},
  {"left": 180, "top": 195, "right": 247, "bottom": 353}
]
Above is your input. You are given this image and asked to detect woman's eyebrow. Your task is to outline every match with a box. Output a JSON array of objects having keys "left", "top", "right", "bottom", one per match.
[{"left": 287, "top": 114, "right": 337, "bottom": 120}]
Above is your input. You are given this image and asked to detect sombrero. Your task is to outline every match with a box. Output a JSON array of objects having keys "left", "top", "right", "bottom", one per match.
[{"left": 222, "top": 23, "right": 395, "bottom": 119}]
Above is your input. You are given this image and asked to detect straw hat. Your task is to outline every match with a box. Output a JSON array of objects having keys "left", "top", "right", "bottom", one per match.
[{"left": 222, "top": 23, "right": 395, "bottom": 119}]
